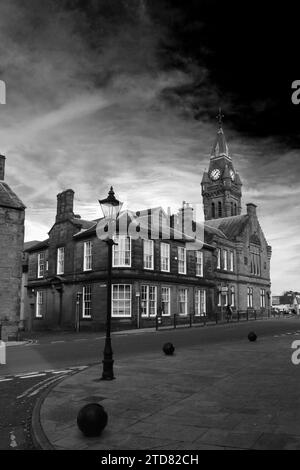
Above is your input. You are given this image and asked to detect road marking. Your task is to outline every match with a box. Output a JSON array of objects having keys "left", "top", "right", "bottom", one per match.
[
  {"left": 19, "top": 373, "right": 46, "bottom": 379},
  {"left": 69, "top": 365, "right": 88, "bottom": 370},
  {"left": 9, "top": 431, "right": 17, "bottom": 448},
  {"left": 17, "top": 375, "right": 63, "bottom": 399},
  {"left": 51, "top": 370, "right": 73, "bottom": 374},
  {"left": 0, "top": 378, "right": 13, "bottom": 383},
  {"left": 15, "top": 371, "right": 40, "bottom": 377},
  {"left": 74, "top": 338, "right": 88, "bottom": 342},
  {"left": 50, "top": 340, "right": 65, "bottom": 344},
  {"left": 27, "top": 375, "right": 69, "bottom": 397}
]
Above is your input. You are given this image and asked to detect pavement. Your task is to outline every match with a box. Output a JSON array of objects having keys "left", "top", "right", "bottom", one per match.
[{"left": 32, "top": 323, "right": 300, "bottom": 450}]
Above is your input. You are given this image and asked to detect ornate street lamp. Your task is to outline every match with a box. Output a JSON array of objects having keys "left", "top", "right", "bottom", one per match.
[{"left": 99, "top": 187, "right": 123, "bottom": 380}]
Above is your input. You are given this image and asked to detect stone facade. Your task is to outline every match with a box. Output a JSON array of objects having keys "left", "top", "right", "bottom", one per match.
[
  {"left": 24, "top": 193, "right": 216, "bottom": 331},
  {"left": 23, "top": 120, "right": 272, "bottom": 331},
  {"left": 202, "top": 123, "right": 272, "bottom": 316},
  {"left": 0, "top": 155, "right": 25, "bottom": 340}
]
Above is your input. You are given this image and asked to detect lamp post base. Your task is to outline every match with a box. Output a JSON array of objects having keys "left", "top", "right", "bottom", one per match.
[{"left": 101, "top": 359, "right": 115, "bottom": 380}]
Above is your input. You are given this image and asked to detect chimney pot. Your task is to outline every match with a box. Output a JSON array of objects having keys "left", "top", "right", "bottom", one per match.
[{"left": 246, "top": 203, "right": 257, "bottom": 217}]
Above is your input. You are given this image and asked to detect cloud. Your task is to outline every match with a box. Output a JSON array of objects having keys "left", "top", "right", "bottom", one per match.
[{"left": 0, "top": 1, "right": 298, "bottom": 295}]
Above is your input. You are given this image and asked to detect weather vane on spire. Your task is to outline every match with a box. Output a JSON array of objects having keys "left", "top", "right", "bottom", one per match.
[{"left": 216, "top": 107, "right": 224, "bottom": 128}]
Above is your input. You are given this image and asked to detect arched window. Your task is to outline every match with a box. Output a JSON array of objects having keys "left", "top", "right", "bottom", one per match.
[
  {"left": 211, "top": 202, "right": 215, "bottom": 218},
  {"left": 231, "top": 202, "right": 234, "bottom": 216},
  {"left": 218, "top": 201, "right": 222, "bottom": 218}
]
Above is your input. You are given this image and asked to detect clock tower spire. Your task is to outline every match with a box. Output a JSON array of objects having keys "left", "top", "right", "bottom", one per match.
[{"left": 201, "top": 111, "right": 242, "bottom": 220}]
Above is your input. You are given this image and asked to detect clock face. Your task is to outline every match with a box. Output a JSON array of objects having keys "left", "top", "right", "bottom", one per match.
[
  {"left": 210, "top": 168, "right": 221, "bottom": 181},
  {"left": 230, "top": 169, "right": 235, "bottom": 181}
]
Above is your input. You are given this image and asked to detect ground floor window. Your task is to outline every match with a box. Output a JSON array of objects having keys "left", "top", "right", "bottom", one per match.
[
  {"left": 260, "top": 288, "right": 266, "bottom": 308},
  {"left": 230, "top": 286, "right": 235, "bottom": 307},
  {"left": 247, "top": 287, "right": 254, "bottom": 308},
  {"left": 178, "top": 288, "right": 188, "bottom": 315},
  {"left": 161, "top": 287, "right": 171, "bottom": 316},
  {"left": 218, "top": 287, "right": 229, "bottom": 307},
  {"left": 82, "top": 285, "right": 92, "bottom": 318},
  {"left": 195, "top": 289, "right": 206, "bottom": 316},
  {"left": 112, "top": 284, "right": 132, "bottom": 317},
  {"left": 36, "top": 290, "right": 44, "bottom": 318},
  {"left": 141, "top": 285, "right": 157, "bottom": 317}
]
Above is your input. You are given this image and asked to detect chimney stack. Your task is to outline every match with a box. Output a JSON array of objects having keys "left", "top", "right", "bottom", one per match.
[
  {"left": 0, "top": 154, "right": 5, "bottom": 180},
  {"left": 56, "top": 189, "right": 74, "bottom": 222},
  {"left": 246, "top": 203, "right": 257, "bottom": 217},
  {"left": 179, "top": 202, "right": 194, "bottom": 237}
]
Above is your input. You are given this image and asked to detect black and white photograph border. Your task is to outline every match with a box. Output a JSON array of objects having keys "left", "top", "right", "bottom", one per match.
[{"left": 0, "top": 0, "right": 300, "bottom": 455}]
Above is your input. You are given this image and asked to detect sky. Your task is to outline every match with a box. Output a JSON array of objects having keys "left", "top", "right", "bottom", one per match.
[{"left": 0, "top": 0, "right": 299, "bottom": 295}]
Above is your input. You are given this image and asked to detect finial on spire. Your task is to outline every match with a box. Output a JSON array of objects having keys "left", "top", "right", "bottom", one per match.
[{"left": 216, "top": 107, "right": 224, "bottom": 128}]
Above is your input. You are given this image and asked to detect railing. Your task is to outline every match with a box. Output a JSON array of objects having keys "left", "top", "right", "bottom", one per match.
[{"left": 152, "top": 308, "right": 289, "bottom": 331}]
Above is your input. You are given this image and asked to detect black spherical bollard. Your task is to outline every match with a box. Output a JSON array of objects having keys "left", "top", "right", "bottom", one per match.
[
  {"left": 163, "top": 342, "right": 175, "bottom": 355},
  {"left": 77, "top": 403, "right": 108, "bottom": 437},
  {"left": 248, "top": 331, "right": 257, "bottom": 342}
]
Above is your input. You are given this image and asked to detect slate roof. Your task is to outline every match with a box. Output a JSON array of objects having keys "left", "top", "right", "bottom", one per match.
[
  {"left": 24, "top": 239, "right": 49, "bottom": 253},
  {"left": 0, "top": 181, "right": 26, "bottom": 210},
  {"left": 205, "top": 214, "right": 249, "bottom": 240}
]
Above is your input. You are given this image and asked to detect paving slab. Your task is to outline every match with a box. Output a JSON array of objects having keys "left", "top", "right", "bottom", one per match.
[{"left": 32, "top": 332, "right": 300, "bottom": 450}]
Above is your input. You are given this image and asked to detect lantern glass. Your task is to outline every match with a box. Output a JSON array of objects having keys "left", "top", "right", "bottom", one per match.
[{"left": 99, "top": 187, "right": 123, "bottom": 222}]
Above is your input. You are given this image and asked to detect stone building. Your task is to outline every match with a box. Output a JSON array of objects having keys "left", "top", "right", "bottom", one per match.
[
  {"left": 202, "top": 121, "right": 272, "bottom": 316},
  {"left": 23, "top": 119, "right": 272, "bottom": 331},
  {"left": 24, "top": 191, "right": 216, "bottom": 331},
  {"left": 0, "top": 155, "right": 25, "bottom": 340}
]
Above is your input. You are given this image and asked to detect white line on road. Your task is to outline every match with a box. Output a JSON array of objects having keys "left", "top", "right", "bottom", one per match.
[
  {"left": 51, "top": 370, "right": 73, "bottom": 374},
  {"left": 15, "top": 371, "right": 40, "bottom": 377},
  {"left": 19, "top": 373, "right": 46, "bottom": 379},
  {"left": 74, "top": 338, "right": 88, "bottom": 341},
  {"left": 17, "top": 375, "right": 63, "bottom": 399},
  {"left": 50, "top": 340, "right": 65, "bottom": 344},
  {"left": 0, "top": 378, "right": 13, "bottom": 383},
  {"left": 69, "top": 366, "right": 88, "bottom": 370},
  {"left": 27, "top": 375, "right": 69, "bottom": 397}
]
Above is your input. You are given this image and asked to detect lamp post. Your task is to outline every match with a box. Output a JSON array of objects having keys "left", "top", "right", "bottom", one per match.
[{"left": 99, "top": 187, "right": 123, "bottom": 381}]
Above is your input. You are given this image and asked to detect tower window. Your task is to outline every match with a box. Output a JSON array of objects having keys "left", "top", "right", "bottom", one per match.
[
  {"left": 234, "top": 203, "right": 237, "bottom": 215},
  {"left": 231, "top": 202, "right": 234, "bottom": 216},
  {"left": 212, "top": 202, "right": 215, "bottom": 218},
  {"left": 218, "top": 201, "right": 222, "bottom": 218}
]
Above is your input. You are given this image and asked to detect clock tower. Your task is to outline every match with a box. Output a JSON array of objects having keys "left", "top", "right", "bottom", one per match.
[{"left": 201, "top": 110, "right": 242, "bottom": 220}]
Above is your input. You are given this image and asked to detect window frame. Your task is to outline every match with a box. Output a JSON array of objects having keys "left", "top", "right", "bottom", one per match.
[
  {"left": 83, "top": 241, "right": 93, "bottom": 272},
  {"left": 141, "top": 285, "right": 157, "bottom": 317},
  {"left": 160, "top": 242, "right": 170, "bottom": 272},
  {"left": 247, "top": 287, "right": 254, "bottom": 308},
  {"left": 178, "top": 288, "right": 188, "bottom": 316},
  {"left": 217, "top": 248, "right": 221, "bottom": 269},
  {"left": 112, "top": 284, "right": 132, "bottom": 318},
  {"left": 178, "top": 246, "right": 187, "bottom": 275},
  {"left": 229, "top": 250, "right": 234, "bottom": 272},
  {"left": 161, "top": 286, "right": 171, "bottom": 316},
  {"left": 113, "top": 236, "right": 131, "bottom": 268},
  {"left": 36, "top": 290, "right": 44, "bottom": 318},
  {"left": 82, "top": 285, "right": 92, "bottom": 318},
  {"left": 56, "top": 247, "right": 65, "bottom": 275},
  {"left": 143, "top": 239, "right": 154, "bottom": 270},
  {"left": 37, "top": 252, "right": 45, "bottom": 278},
  {"left": 196, "top": 251, "right": 203, "bottom": 277},
  {"left": 195, "top": 289, "right": 206, "bottom": 316},
  {"left": 223, "top": 249, "right": 228, "bottom": 271}
]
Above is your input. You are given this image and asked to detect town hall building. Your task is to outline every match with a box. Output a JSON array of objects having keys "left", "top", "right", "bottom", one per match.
[{"left": 23, "top": 118, "right": 272, "bottom": 331}]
